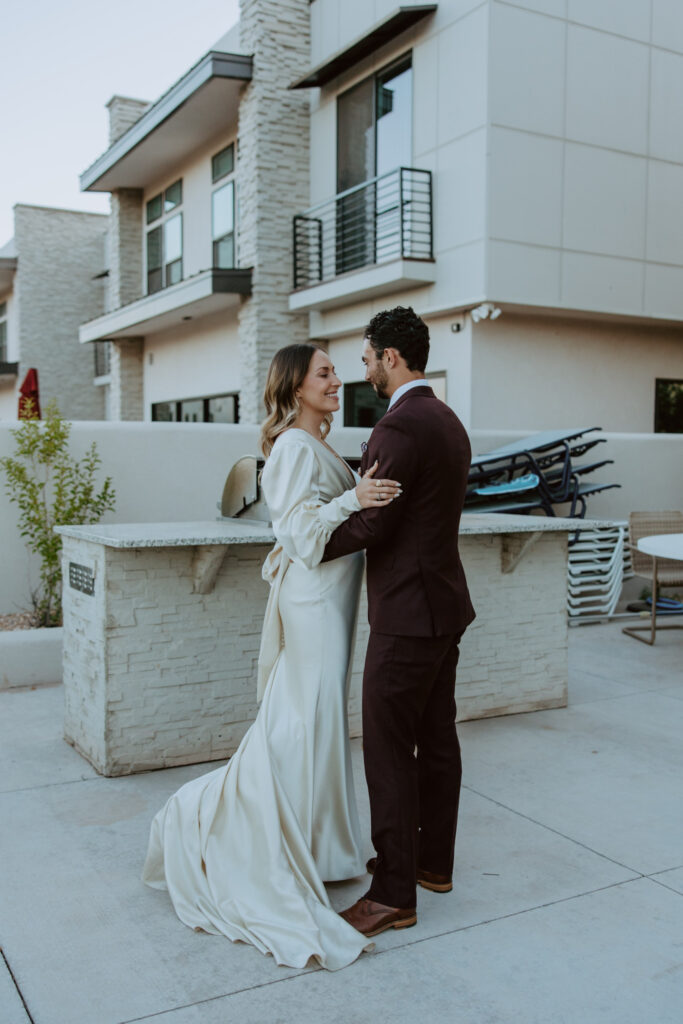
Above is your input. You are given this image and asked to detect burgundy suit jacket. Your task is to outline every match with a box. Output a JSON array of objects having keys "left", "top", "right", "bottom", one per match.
[{"left": 322, "top": 386, "right": 475, "bottom": 637}]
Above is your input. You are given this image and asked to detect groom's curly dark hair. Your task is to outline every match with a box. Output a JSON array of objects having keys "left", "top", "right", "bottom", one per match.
[{"left": 364, "top": 306, "right": 430, "bottom": 372}]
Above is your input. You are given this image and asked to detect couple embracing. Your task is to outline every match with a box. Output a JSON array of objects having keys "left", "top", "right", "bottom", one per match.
[{"left": 143, "top": 306, "right": 475, "bottom": 971}]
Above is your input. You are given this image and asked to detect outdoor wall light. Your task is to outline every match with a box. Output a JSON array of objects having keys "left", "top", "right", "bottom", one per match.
[{"left": 470, "top": 303, "right": 502, "bottom": 323}]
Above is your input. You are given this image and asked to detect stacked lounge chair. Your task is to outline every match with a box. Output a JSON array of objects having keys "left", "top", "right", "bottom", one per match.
[{"left": 464, "top": 427, "right": 620, "bottom": 521}]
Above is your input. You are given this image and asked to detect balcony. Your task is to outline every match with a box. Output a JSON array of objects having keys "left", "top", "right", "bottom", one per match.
[
  {"left": 289, "top": 167, "right": 436, "bottom": 313},
  {"left": 79, "top": 267, "right": 251, "bottom": 344}
]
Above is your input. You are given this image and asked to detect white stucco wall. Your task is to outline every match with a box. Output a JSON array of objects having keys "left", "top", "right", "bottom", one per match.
[
  {"left": 471, "top": 313, "right": 683, "bottom": 433},
  {"left": 307, "top": 0, "right": 683, "bottom": 334},
  {"left": 143, "top": 310, "right": 242, "bottom": 415},
  {"left": 486, "top": 0, "right": 683, "bottom": 320}
]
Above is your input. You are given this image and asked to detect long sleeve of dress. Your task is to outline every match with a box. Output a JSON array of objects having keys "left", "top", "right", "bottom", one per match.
[{"left": 261, "top": 438, "right": 361, "bottom": 570}]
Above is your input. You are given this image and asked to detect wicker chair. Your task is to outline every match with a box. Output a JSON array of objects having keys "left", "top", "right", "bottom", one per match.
[{"left": 622, "top": 510, "right": 683, "bottom": 645}]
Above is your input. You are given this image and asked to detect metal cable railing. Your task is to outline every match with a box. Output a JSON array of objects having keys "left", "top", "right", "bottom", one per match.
[{"left": 293, "top": 167, "right": 433, "bottom": 289}]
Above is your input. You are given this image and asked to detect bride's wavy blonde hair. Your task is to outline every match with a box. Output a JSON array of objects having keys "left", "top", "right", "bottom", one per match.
[{"left": 260, "top": 344, "right": 333, "bottom": 457}]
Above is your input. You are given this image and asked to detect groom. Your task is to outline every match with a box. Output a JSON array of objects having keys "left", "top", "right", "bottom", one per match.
[{"left": 322, "top": 305, "right": 475, "bottom": 937}]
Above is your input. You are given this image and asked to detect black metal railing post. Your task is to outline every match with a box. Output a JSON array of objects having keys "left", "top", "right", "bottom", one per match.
[{"left": 292, "top": 167, "right": 433, "bottom": 290}]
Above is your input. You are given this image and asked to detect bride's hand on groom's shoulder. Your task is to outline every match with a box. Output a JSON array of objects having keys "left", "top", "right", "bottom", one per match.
[{"left": 355, "top": 460, "right": 402, "bottom": 509}]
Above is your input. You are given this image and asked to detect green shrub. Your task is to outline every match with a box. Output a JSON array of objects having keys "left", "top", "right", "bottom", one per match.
[{"left": 0, "top": 401, "right": 116, "bottom": 626}]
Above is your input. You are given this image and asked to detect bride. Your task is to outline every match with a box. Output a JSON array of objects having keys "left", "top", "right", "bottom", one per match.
[{"left": 142, "top": 344, "right": 401, "bottom": 970}]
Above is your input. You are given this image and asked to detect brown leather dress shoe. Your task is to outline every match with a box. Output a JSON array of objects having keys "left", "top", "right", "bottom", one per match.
[
  {"left": 340, "top": 897, "right": 417, "bottom": 937},
  {"left": 366, "top": 856, "right": 453, "bottom": 893}
]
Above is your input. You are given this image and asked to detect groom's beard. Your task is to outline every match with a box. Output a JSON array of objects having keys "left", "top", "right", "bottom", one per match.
[{"left": 369, "top": 365, "right": 389, "bottom": 400}]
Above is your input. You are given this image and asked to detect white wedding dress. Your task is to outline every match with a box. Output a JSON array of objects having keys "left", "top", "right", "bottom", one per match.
[{"left": 142, "top": 429, "right": 372, "bottom": 970}]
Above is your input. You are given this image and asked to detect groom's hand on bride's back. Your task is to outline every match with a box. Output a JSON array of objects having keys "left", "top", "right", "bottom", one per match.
[{"left": 355, "top": 460, "right": 402, "bottom": 509}]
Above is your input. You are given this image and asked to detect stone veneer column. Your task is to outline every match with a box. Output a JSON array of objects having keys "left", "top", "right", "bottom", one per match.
[
  {"left": 109, "top": 338, "right": 144, "bottom": 421},
  {"left": 237, "top": 0, "right": 311, "bottom": 423},
  {"left": 104, "top": 97, "right": 149, "bottom": 420}
]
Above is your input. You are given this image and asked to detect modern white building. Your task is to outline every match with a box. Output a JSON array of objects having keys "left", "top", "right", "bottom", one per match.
[
  {"left": 78, "top": 0, "right": 683, "bottom": 439},
  {"left": 291, "top": 0, "right": 683, "bottom": 436},
  {"left": 78, "top": 5, "right": 311, "bottom": 425},
  {"left": 0, "top": 206, "right": 107, "bottom": 421}
]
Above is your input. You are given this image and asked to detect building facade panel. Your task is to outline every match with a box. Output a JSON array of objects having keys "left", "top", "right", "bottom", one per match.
[
  {"left": 649, "top": 48, "right": 683, "bottom": 164},
  {"left": 470, "top": 315, "right": 683, "bottom": 433},
  {"left": 488, "top": 2, "right": 566, "bottom": 137},
  {"left": 567, "top": 0, "right": 652, "bottom": 43},
  {"left": 561, "top": 144, "right": 648, "bottom": 261},
  {"left": 560, "top": 251, "right": 645, "bottom": 316},
  {"left": 650, "top": 0, "right": 683, "bottom": 55},
  {"left": 488, "top": 127, "right": 564, "bottom": 249},
  {"left": 436, "top": 5, "right": 488, "bottom": 145},
  {"left": 565, "top": 24, "right": 649, "bottom": 155}
]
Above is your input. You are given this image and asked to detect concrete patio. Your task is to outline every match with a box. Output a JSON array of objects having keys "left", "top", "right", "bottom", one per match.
[{"left": 1, "top": 620, "right": 682, "bottom": 1024}]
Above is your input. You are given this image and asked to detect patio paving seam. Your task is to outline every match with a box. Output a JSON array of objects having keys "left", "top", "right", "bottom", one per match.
[
  {"left": 461, "top": 783, "right": 643, "bottom": 875},
  {"left": 0, "top": 775, "right": 105, "bottom": 797},
  {"left": 115, "top": 875, "right": 649, "bottom": 1024},
  {"left": 646, "top": 875, "right": 683, "bottom": 897},
  {"left": 115, "top": 967, "right": 316, "bottom": 1024},
  {"left": 1, "top": 947, "right": 35, "bottom": 1024}
]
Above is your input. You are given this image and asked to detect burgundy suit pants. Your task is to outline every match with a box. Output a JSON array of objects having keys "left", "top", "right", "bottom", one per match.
[{"left": 363, "top": 630, "right": 463, "bottom": 909}]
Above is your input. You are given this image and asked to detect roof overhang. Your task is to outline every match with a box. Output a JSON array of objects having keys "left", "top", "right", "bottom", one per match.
[
  {"left": 79, "top": 268, "right": 252, "bottom": 342},
  {"left": 80, "top": 51, "right": 253, "bottom": 192},
  {"left": 290, "top": 5, "right": 437, "bottom": 89},
  {"left": 0, "top": 257, "right": 17, "bottom": 294}
]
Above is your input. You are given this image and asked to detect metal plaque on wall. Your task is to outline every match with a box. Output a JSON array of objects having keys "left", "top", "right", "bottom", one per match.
[{"left": 69, "top": 562, "right": 95, "bottom": 596}]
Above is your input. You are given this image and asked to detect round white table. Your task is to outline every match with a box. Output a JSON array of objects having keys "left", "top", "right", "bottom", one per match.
[
  {"left": 638, "top": 533, "right": 683, "bottom": 561},
  {"left": 623, "top": 533, "right": 683, "bottom": 645}
]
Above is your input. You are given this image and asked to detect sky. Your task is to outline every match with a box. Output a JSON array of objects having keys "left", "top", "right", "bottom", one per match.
[{"left": 0, "top": 0, "right": 241, "bottom": 247}]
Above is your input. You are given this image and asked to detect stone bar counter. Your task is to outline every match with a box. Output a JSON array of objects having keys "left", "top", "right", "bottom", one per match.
[{"left": 57, "top": 515, "right": 592, "bottom": 776}]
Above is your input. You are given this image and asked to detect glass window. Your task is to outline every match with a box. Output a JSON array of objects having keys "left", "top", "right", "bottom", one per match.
[
  {"left": 212, "top": 182, "right": 235, "bottom": 269},
  {"left": 164, "top": 214, "right": 183, "bottom": 285},
  {"left": 337, "top": 77, "right": 375, "bottom": 194},
  {"left": 180, "top": 398, "right": 204, "bottom": 423},
  {"left": 336, "top": 56, "right": 412, "bottom": 275},
  {"left": 94, "top": 341, "right": 111, "bottom": 378},
  {"left": 146, "top": 193, "right": 162, "bottom": 224},
  {"left": 343, "top": 382, "right": 389, "bottom": 428},
  {"left": 0, "top": 301, "right": 7, "bottom": 361},
  {"left": 164, "top": 180, "right": 182, "bottom": 212},
  {"left": 147, "top": 226, "right": 163, "bottom": 294},
  {"left": 152, "top": 402, "right": 177, "bottom": 422},
  {"left": 145, "top": 180, "right": 183, "bottom": 293},
  {"left": 375, "top": 60, "right": 412, "bottom": 177},
  {"left": 212, "top": 144, "right": 235, "bottom": 183},
  {"left": 152, "top": 393, "right": 239, "bottom": 424},
  {"left": 654, "top": 379, "right": 683, "bottom": 433},
  {"left": 208, "top": 394, "right": 238, "bottom": 423}
]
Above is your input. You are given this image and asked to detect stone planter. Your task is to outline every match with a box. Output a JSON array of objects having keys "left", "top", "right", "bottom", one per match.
[{"left": 0, "top": 627, "right": 63, "bottom": 689}]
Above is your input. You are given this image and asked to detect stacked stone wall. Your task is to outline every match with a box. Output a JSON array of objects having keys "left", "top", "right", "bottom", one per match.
[
  {"left": 237, "top": 0, "right": 312, "bottom": 422},
  {"left": 14, "top": 206, "right": 107, "bottom": 420},
  {"left": 105, "top": 101, "right": 147, "bottom": 419}
]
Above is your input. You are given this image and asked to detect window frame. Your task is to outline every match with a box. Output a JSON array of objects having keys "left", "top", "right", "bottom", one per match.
[
  {"left": 654, "top": 378, "right": 683, "bottom": 434},
  {"left": 0, "top": 301, "right": 7, "bottom": 362},
  {"left": 145, "top": 179, "right": 184, "bottom": 294},
  {"left": 151, "top": 391, "right": 240, "bottom": 424},
  {"left": 211, "top": 142, "right": 237, "bottom": 270}
]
